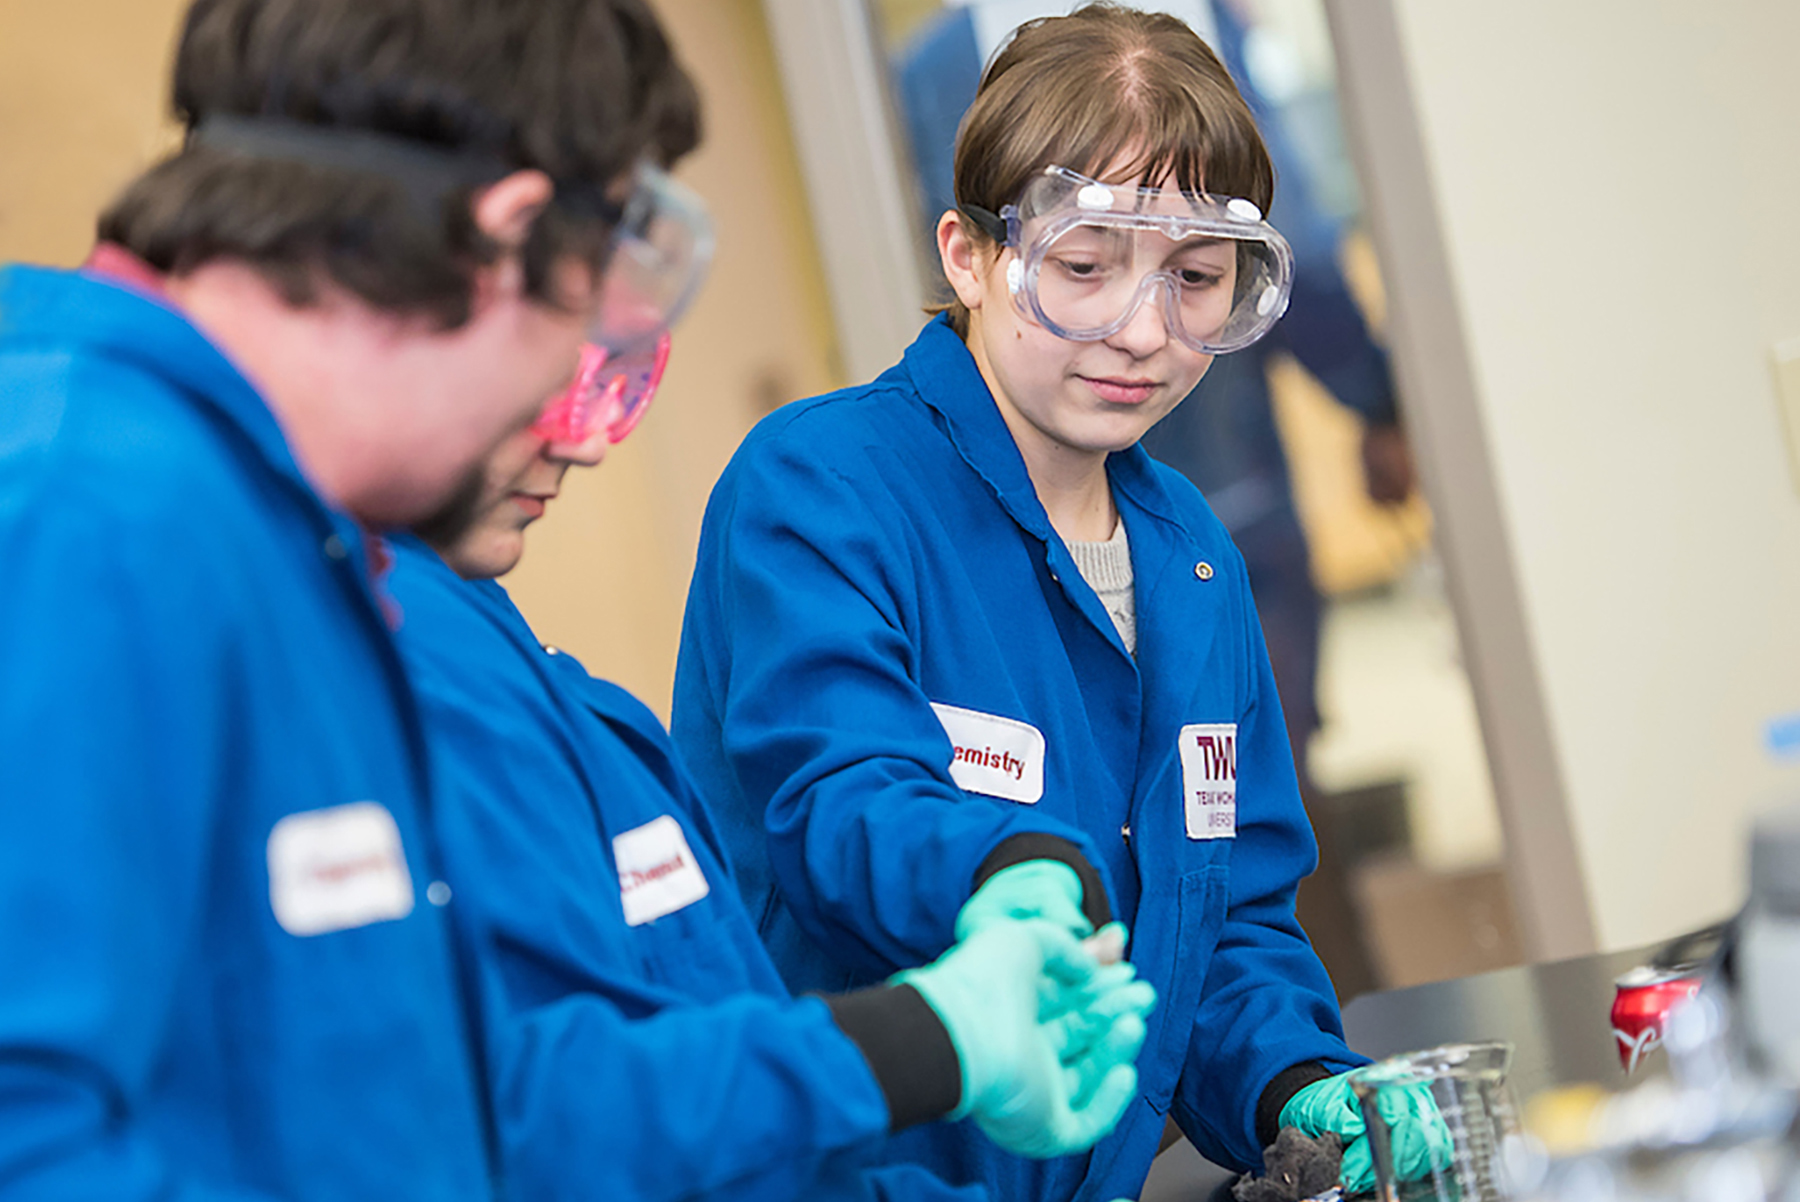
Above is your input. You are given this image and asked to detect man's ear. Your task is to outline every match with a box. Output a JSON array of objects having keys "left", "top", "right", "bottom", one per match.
[
  {"left": 937, "top": 209, "right": 995, "bottom": 311},
  {"left": 468, "top": 170, "right": 555, "bottom": 307},
  {"left": 472, "top": 169, "right": 555, "bottom": 250}
]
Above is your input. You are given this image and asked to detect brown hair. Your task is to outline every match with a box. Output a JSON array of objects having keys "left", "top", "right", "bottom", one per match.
[
  {"left": 941, "top": 2, "right": 1272, "bottom": 335},
  {"left": 98, "top": 0, "right": 700, "bottom": 328}
]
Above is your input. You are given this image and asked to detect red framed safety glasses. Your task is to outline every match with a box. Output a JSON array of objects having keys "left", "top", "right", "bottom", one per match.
[{"left": 531, "top": 333, "right": 671, "bottom": 446}]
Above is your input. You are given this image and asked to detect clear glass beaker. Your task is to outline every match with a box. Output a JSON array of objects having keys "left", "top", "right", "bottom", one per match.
[{"left": 1348, "top": 1041, "right": 1527, "bottom": 1202}]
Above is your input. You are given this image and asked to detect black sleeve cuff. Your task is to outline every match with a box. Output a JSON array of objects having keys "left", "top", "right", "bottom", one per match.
[
  {"left": 824, "top": 983, "right": 963, "bottom": 1132},
  {"left": 973, "top": 832, "right": 1113, "bottom": 930},
  {"left": 1255, "top": 1060, "right": 1337, "bottom": 1149}
]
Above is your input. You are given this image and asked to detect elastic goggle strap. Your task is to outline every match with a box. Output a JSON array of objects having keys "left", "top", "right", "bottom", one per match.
[{"left": 187, "top": 114, "right": 620, "bottom": 223}]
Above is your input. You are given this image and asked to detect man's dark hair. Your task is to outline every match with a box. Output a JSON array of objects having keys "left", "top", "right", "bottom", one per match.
[{"left": 98, "top": 0, "right": 701, "bottom": 327}]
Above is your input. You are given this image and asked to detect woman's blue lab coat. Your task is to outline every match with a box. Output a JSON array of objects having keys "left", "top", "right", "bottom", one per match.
[
  {"left": 673, "top": 315, "right": 1364, "bottom": 1199},
  {"left": 0, "top": 267, "right": 491, "bottom": 1200},
  {"left": 387, "top": 536, "right": 983, "bottom": 1202}
]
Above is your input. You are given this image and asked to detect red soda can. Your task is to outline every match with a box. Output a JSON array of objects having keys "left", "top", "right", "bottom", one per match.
[{"left": 1611, "top": 966, "right": 1703, "bottom": 1073}]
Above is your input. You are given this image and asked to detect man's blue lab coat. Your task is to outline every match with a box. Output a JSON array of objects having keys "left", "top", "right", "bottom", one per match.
[
  {"left": 387, "top": 536, "right": 984, "bottom": 1202},
  {"left": 674, "top": 315, "right": 1365, "bottom": 1200},
  {"left": 0, "top": 267, "right": 491, "bottom": 1200}
]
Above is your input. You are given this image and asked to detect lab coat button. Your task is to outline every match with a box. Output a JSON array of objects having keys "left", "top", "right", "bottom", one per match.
[
  {"left": 426, "top": 881, "right": 452, "bottom": 906},
  {"left": 543, "top": 645, "right": 561, "bottom": 656},
  {"left": 1121, "top": 823, "right": 1132, "bottom": 841},
  {"left": 1193, "top": 561, "right": 1214, "bottom": 581},
  {"left": 322, "top": 534, "right": 349, "bottom": 560}
]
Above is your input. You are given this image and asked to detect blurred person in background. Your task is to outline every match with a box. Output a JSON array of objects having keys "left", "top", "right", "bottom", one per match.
[
  {"left": 0, "top": 0, "right": 699, "bottom": 1196},
  {"left": 676, "top": 7, "right": 1441, "bottom": 1198},
  {"left": 895, "top": 0, "right": 1415, "bottom": 1000},
  {"left": 387, "top": 355, "right": 1155, "bottom": 1201}
]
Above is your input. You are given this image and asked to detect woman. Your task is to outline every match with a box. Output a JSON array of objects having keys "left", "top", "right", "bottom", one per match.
[{"left": 673, "top": 5, "right": 1438, "bottom": 1198}]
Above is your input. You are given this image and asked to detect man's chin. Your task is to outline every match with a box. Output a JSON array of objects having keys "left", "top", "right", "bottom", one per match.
[{"left": 409, "top": 465, "right": 490, "bottom": 552}]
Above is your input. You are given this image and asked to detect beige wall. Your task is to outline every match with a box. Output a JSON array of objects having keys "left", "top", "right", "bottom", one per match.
[
  {"left": 0, "top": 0, "right": 837, "bottom": 718},
  {"left": 503, "top": 0, "right": 839, "bottom": 714},
  {"left": 1332, "top": 0, "right": 1800, "bottom": 953},
  {"left": 0, "top": 1, "right": 187, "bottom": 265}
]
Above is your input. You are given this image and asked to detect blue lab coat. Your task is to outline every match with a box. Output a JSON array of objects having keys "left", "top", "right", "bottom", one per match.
[
  {"left": 0, "top": 266, "right": 491, "bottom": 1199},
  {"left": 674, "top": 315, "right": 1365, "bottom": 1198},
  {"left": 386, "top": 535, "right": 985, "bottom": 1202}
]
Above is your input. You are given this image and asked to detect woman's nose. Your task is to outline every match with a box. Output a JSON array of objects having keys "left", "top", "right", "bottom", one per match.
[
  {"left": 1104, "top": 281, "right": 1175, "bottom": 357},
  {"left": 544, "top": 426, "right": 610, "bottom": 469}
]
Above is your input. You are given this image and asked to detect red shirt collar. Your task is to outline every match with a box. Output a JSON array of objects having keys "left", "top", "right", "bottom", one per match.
[{"left": 82, "top": 243, "right": 170, "bottom": 299}]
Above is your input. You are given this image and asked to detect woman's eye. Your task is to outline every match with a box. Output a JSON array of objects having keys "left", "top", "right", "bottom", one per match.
[
  {"left": 1177, "top": 267, "right": 1223, "bottom": 289},
  {"left": 1054, "top": 258, "right": 1104, "bottom": 279}
]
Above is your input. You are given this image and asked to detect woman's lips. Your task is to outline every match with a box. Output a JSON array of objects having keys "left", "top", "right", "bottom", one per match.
[
  {"left": 1082, "top": 376, "right": 1159, "bottom": 405},
  {"left": 511, "top": 494, "right": 548, "bottom": 519}
]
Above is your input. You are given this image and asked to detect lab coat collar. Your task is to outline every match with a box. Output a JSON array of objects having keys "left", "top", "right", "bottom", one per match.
[
  {"left": 900, "top": 315, "right": 1201, "bottom": 669},
  {"left": 387, "top": 530, "right": 679, "bottom": 817},
  {"left": 0, "top": 264, "right": 395, "bottom": 607},
  {"left": 387, "top": 531, "right": 529, "bottom": 641},
  {"left": 899, "top": 314, "right": 1056, "bottom": 542},
  {"left": 899, "top": 314, "right": 1191, "bottom": 540},
  {"left": 0, "top": 264, "right": 312, "bottom": 506}
]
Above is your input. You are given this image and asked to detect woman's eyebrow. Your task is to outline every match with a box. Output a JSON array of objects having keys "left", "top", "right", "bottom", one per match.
[{"left": 1164, "top": 234, "right": 1227, "bottom": 250}]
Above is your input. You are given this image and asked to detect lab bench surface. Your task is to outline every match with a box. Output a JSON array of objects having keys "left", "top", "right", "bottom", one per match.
[{"left": 1140, "top": 944, "right": 1664, "bottom": 1201}]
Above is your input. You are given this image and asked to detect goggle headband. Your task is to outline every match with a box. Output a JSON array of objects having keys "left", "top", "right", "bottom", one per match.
[
  {"left": 187, "top": 114, "right": 621, "bottom": 224},
  {"left": 192, "top": 114, "right": 716, "bottom": 362}
]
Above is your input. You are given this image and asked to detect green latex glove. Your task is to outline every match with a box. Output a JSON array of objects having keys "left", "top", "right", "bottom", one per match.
[
  {"left": 1280, "top": 1071, "right": 1452, "bottom": 1194},
  {"left": 956, "top": 860, "right": 1092, "bottom": 943},
  {"left": 1041, "top": 933, "right": 1156, "bottom": 1109},
  {"left": 897, "top": 918, "right": 1155, "bottom": 1158}
]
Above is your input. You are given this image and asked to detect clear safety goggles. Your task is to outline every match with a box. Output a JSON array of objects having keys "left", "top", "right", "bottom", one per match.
[
  {"left": 964, "top": 166, "right": 1293, "bottom": 354},
  {"left": 531, "top": 334, "right": 670, "bottom": 445},
  {"left": 589, "top": 162, "right": 715, "bottom": 356},
  {"left": 545, "top": 164, "right": 703, "bottom": 442},
  {"left": 535, "top": 164, "right": 703, "bottom": 444}
]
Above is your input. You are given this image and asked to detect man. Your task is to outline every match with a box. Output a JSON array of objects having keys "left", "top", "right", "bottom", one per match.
[
  {"left": 384, "top": 350, "right": 1156, "bottom": 1201},
  {"left": 0, "top": 0, "right": 696, "bottom": 1195}
]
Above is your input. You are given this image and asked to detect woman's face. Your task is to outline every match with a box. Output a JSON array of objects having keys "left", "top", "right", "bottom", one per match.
[
  {"left": 434, "top": 419, "right": 610, "bottom": 581},
  {"left": 940, "top": 169, "right": 1216, "bottom": 467}
]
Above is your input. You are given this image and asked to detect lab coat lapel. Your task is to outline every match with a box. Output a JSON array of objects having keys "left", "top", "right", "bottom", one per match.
[
  {"left": 901, "top": 316, "right": 1052, "bottom": 542},
  {"left": 1112, "top": 447, "right": 1227, "bottom": 845},
  {"left": 901, "top": 317, "right": 1140, "bottom": 663}
]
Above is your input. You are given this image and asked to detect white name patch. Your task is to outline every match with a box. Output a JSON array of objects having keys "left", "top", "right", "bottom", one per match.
[
  {"left": 268, "top": 802, "right": 416, "bottom": 937},
  {"left": 614, "top": 815, "right": 710, "bottom": 926},
  {"left": 930, "top": 702, "right": 1045, "bottom": 805},
  {"left": 1179, "top": 723, "right": 1238, "bottom": 840}
]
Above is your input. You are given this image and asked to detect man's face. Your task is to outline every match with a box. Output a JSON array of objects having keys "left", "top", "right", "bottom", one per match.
[{"left": 349, "top": 257, "right": 600, "bottom": 528}]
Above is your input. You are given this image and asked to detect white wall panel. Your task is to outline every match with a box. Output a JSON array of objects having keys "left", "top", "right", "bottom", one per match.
[{"left": 1330, "top": 0, "right": 1800, "bottom": 953}]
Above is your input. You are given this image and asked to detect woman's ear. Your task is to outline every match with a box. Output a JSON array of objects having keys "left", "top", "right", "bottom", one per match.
[{"left": 937, "top": 209, "right": 994, "bottom": 311}]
